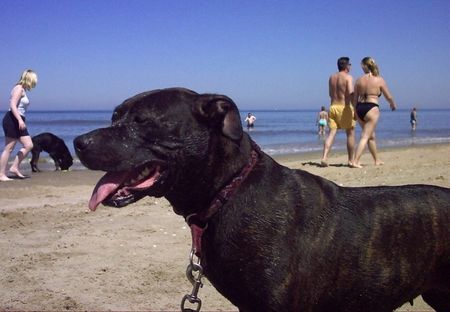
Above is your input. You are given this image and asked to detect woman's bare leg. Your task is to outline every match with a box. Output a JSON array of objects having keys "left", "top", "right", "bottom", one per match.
[
  {"left": 9, "top": 135, "right": 33, "bottom": 178},
  {"left": 0, "top": 137, "right": 17, "bottom": 181},
  {"left": 352, "top": 108, "right": 380, "bottom": 168}
]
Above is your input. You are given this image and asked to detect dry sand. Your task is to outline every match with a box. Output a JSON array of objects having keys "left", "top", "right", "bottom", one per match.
[{"left": 1, "top": 143, "right": 449, "bottom": 311}]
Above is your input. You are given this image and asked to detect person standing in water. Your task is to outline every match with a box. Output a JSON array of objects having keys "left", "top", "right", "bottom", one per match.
[
  {"left": 410, "top": 107, "right": 417, "bottom": 131},
  {"left": 244, "top": 113, "right": 257, "bottom": 130},
  {"left": 316, "top": 106, "right": 328, "bottom": 136}
]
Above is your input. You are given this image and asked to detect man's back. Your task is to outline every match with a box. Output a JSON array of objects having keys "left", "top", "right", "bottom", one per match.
[{"left": 329, "top": 71, "right": 353, "bottom": 104}]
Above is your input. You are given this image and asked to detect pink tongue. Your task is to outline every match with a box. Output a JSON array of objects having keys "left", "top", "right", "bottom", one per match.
[{"left": 89, "top": 171, "right": 129, "bottom": 211}]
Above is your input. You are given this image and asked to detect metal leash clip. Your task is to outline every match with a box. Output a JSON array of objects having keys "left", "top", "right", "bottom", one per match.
[{"left": 181, "top": 250, "right": 204, "bottom": 312}]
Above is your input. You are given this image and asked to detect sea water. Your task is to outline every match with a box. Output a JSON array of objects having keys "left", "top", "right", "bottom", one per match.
[{"left": 1, "top": 108, "right": 449, "bottom": 169}]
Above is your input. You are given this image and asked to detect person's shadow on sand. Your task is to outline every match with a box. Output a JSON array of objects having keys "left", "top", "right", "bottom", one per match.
[
  {"left": 7, "top": 174, "right": 30, "bottom": 180},
  {"left": 301, "top": 161, "right": 349, "bottom": 168}
]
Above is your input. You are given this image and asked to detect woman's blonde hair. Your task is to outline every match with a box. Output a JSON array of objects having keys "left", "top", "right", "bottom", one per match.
[
  {"left": 361, "top": 57, "right": 380, "bottom": 77},
  {"left": 17, "top": 69, "right": 38, "bottom": 90}
]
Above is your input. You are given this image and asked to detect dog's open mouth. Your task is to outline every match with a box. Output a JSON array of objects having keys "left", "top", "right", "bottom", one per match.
[{"left": 89, "top": 161, "right": 166, "bottom": 211}]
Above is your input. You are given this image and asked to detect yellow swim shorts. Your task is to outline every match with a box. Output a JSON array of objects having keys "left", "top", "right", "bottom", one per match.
[{"left": 328, "top": 102, "right": 355, "bottom": 129}]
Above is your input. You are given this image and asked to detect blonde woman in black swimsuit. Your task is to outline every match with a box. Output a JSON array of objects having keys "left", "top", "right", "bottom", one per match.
[{"left": 351, "top": 57, "right": 396, "bottom": 168}]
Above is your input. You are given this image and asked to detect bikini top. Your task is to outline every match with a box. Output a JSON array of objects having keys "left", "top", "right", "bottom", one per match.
[
  {"left": 362, "top": 73, "right": 383, "bottom": 99},
  {"left": 361, "top": 91, "right": 381, "bottom": 102}
]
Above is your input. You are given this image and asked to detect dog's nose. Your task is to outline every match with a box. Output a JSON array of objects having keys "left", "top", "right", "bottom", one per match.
[{"left": 73, "top": 135, "right": 93, "bottom": 153}]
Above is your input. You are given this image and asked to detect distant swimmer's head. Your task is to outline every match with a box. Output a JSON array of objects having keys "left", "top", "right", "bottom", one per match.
[
  {"left": 337, "top": 57, "right": 351, "bottom": 72},
  {"left": 361, "top": 57, "right": 380, "bottom": 76}
]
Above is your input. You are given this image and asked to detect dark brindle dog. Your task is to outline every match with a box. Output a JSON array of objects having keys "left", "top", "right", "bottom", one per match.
[
  {"left": 31, "top": 132, "right": 73, "bottom": 172},
  {"left": 74, "top": 88, "right": 450, "bottom": 312}
]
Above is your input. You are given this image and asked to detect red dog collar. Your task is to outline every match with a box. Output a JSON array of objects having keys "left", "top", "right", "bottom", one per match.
[{"left": 186, "top": 145, "right": 260, "bottom": 258}]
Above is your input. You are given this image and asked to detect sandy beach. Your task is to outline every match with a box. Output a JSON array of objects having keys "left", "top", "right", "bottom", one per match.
[{"left": 1, "top": 143, "right": 449, "bottom": 311}]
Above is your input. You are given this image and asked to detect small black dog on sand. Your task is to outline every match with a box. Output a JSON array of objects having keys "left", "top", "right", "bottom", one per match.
[
  {"left": 74, "top": 88, "right": 450, "bottom": 312},
  {"left": 30, "top": 132, "right": 73, "bottom": 172}
]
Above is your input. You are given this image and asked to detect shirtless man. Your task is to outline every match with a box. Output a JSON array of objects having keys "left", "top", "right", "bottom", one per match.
[
  {"left": 244, "top": 113, "right": 256, "bottom": 130},
  {"left": 320, "top": 57, "right": 355, "bottom": 167}
]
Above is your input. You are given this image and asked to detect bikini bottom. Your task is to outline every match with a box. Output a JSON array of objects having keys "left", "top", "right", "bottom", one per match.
[{"left": 356, "top": 102, "right": 379, "bottom": 120}]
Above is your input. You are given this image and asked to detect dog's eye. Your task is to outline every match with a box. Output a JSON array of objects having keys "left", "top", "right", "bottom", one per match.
[{"left": 111, "top": 111, "right": 120, "bottom": 123}]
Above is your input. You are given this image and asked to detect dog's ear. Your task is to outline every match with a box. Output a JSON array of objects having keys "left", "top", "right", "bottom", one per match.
[{"left": 193, "top": 94, "right": 243, "bottom": 141}]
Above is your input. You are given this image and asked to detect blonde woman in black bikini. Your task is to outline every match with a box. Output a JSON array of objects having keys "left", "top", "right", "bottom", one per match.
[{"left": 351, "top": 57, "right": 396, "bottom": 168}]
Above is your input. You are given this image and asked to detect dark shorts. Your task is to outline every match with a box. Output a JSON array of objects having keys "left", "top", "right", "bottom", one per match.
[{"left": 2, "top": 111, "right": 29, "bottom": 138}]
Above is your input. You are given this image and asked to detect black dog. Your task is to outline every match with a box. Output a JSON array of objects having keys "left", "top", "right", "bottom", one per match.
[
  {"left": 30, "top": 132, "right": 73, "bottom": 172},
  {"left": 74, "top": 88, "right": 450, "bottom": 312}
]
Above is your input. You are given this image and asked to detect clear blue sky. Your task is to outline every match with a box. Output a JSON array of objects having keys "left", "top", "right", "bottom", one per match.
[{"left": 0, "top": 0, "right": 449, "bottom": 110}]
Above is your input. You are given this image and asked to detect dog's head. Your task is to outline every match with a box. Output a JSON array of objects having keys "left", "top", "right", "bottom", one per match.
[
  {"left": 58, "top": 153, "right": 74, "bottom": 170},
  {"left": 74, "top": 88, "right": 244, "bottom": 212}
]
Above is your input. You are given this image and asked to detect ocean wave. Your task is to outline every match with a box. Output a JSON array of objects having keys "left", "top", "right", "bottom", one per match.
[
  {"left": 2, "top": 109, "right": 448, "bottom": 163},
  {"left": 262, "top": 136, "right": 450, "bottom": 156}
]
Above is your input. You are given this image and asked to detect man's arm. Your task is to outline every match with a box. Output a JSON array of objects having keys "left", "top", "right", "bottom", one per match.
[
  {"left": 328, "top": 76, "right": 333, "bottom": 99},
  {"left": 345, "top": 75, "right": 354, "bottom": 105}
]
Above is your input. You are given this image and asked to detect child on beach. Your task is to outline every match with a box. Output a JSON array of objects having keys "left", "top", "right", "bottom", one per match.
[{"left": 0, "top": 69, "right": 38, "bottom": 181}]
